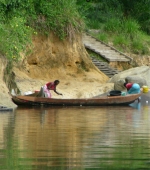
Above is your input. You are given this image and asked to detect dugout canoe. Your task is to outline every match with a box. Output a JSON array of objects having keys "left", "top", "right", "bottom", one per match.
[
  {"left": 11, "top": 93, "right": 141, "bottom": 106},
  {"left": 0, "top": 106, "right": 13, "bottom": 111}
]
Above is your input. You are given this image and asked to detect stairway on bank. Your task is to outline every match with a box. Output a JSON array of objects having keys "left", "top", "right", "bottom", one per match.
[
  {"left": 82, "top": 33, "right": 132, "bottom": 77},
  {"left": 91, "top": 57, "right": 120, "bottom": 78},
  {"left": 83, "top": 33, "right": 132, "bottom": 62}
]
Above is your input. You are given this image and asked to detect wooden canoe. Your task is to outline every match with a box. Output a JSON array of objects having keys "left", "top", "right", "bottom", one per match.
[
  {"left": 0, "top": 106, "right": 13, "bottom": 111},
  {"left": 11, "top": 93, "right": 141, "bottom": 106}
]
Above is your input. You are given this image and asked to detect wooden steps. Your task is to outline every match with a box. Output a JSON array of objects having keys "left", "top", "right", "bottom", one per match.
[
  {"left": 92, "top": 58, "right": 121, "bottom": 78},
  {"left": 83, "top": 33, "right": 132, "bottom": 62},
  {"left": 82, "top": 33, "right": 133, "bottom": 77}
]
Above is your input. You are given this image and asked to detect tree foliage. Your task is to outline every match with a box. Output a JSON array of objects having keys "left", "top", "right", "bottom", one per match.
[
  {"left": 0, "top": 0, "right": 150, "bottom": 61},
  {"left": 1, "top": 0, "right": 83, "bottom": 37},
  {"left": 77, "top": 0, "right": 150, "bottom": 34},
  {"left": 0, "top": 0, "right": 83, "bottom": 61},
  {"left": 77, "top": 0, "right": 150, "bottom": 55}
]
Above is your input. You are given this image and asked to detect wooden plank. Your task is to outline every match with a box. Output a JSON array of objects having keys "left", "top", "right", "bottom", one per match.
[{"left": 83, "top": 33, "right": 132, "bottom": 62}]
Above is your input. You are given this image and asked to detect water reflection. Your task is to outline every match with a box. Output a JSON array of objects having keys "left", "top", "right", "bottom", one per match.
[
  {"left": 0, "top": 105, "right": 150, "bottom": 169},
  {"left": 11, "top": 107, "right": 109, "bottom": 169}
]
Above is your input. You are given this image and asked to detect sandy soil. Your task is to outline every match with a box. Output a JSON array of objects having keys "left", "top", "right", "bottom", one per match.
[{"left": 0, "top": 66, "right": 114, "bottom": 108}]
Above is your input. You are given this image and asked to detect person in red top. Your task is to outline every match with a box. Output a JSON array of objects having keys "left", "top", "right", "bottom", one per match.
[
  {"left": 43, "top": 80, "right": 62, "bottom": 98},
  {"left": 124, "top": 82, "right": 140, "bottom": 94}
]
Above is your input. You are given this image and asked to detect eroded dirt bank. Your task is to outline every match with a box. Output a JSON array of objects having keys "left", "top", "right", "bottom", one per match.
[{"left": 0, "top": 33, "right": 114, "bottom": 107}]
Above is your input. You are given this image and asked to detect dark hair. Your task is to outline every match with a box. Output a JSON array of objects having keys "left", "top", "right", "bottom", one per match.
[
  {"left": 54, "top": 80, "right": 60, "bottom": 84},
  {"left": 124, "top": 82, "right": 127, "bottom": 87}
]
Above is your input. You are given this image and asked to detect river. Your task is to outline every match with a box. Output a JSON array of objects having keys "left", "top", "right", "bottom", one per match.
[{"left": 0, "top": 94, "right": 150, "bottom": 170}]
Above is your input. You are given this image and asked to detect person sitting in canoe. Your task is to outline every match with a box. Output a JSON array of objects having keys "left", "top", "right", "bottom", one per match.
[
  {"left": 124, "top": 82, "right": 140, "bottom": 94},
  {"left": 43, "top": 80, "right": 62, "bottom": 98}
]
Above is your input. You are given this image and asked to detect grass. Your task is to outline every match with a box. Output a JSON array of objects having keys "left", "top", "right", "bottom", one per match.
[
  {"left": 96, "top": 33, "right": 108, "bottom": 44},
  {"left": 86, "top": 49, "right": 108, "bottom": 62},
  {"left": 87, "top": 17, "right": 150, "bottom": 56},
  {"left": 0, "top": 0, "right": 84, "bottom": 62}
]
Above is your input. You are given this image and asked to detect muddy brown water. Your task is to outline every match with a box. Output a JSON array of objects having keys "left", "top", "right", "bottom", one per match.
[{"left": 0, "top": 92, "right": 150, "bottom": 169}]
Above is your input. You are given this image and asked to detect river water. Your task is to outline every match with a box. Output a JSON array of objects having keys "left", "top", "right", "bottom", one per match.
[{"left": 0, "top": 95, "right": 150, "bottom": 170}]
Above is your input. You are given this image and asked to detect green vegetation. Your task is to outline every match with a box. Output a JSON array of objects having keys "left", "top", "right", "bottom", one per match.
[
  {"left": 86, "top": 49, "right": 107, "bottom": 62},
  {"left": 0, "top": 0, "right": 83, "bottom": 61},
  {"left": 0, "top": 0, "right": 150, "bottom": 61},
  {"left": 78, "top": 0, "right": 150, "bottom": 55},
  {"left": 0, "top": 16, "right": 33, "bottom": 61},
  {"left": 90, "top": 18, "right": 150, "bottom": 55}
]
